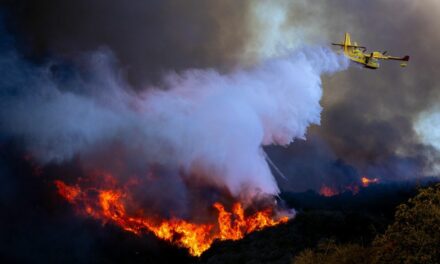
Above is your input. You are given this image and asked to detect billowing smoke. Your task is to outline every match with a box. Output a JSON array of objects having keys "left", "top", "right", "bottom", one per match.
[
  {"left": 0, "top": 34, "right": 347, "bottom": 200},
  {"left": 4, "top": 0, "right": 440, "bottom": 195}
]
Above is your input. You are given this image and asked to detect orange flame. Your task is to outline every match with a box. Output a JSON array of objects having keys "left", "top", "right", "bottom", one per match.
[
  {"left": 55, "top": 180, "right": 80, "bottom": 202},
  {"left": 319, "top": 185, "right": 338, "bottom": 197},
  {"left": 55, "top": 180, "right": 288, "bottom": 256},
  {"left": 361, "top": 176, "right": 379, "bottom": 187},
  {"left": 319, "top": 176, "right": 380, "bottom": 197}
]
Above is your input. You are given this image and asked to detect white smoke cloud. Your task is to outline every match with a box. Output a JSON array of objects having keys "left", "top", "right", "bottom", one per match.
[
  {"left": 0, "top": 45, "right": 347, "bottom": 198},
  {"left": 414, "top": 107, "right": 440, "bottom": 170},
  {"left": 415, "top": 108, "right": 440, "bottom": 151},
  {"left": 243, "top": 0, "right": 328, "bottom": 64}
]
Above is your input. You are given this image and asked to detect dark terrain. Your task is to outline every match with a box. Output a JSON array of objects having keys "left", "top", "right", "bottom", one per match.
[{"left": 1, "top": 144, "right": 436, "bottom": 264}]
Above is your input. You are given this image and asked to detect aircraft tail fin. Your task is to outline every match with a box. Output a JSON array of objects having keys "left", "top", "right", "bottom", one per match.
[
  {"left": 331, "top": 32, "right": 352, "bottom": 48},
  {"left": 332, "top": 33, "right": 365, "bottom": 52},
  {"left": 344, "top": 32, "right": 351, "bottom": 46},
  {"left": 343, "top": 32, "right": 352, "bottom": 53}
]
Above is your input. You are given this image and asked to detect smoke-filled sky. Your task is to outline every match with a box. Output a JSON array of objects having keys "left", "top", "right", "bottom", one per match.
[{"left": 1, "top": 0, "right": 440, "bottom": 196}]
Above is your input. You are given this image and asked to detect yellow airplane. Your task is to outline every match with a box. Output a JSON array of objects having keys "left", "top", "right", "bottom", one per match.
[{"left": 332, "top": 33, "right": 409, "bottom": 69}]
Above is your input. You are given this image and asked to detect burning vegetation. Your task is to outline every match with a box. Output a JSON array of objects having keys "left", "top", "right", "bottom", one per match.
[
  {"left": 361, "top": 177, "right": 380, "bottom": 187},
  {"left": 54, "top": 174, "right": 289, "bottom": 256},
  {"left": 319, "top": 176, "right": 380, "bottom": 197}
]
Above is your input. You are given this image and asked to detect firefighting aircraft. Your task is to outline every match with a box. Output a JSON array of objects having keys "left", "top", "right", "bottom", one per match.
[{"left": 332, "top": 32, "right": 409, "bottom": 69}]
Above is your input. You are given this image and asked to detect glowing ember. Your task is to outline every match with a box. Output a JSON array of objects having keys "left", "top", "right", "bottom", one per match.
[
  {"left": 319, "top": 185, "right": 338, "bottom": 197},
  {"left": 55, "top": 180, "right": 288, "bottom": 256},
  {"left": 361, "top": 176, "right": 380, "bottom": 187}
]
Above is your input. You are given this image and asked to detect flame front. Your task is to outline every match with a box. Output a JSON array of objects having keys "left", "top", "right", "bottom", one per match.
[{"left": 55, "top": 180, "right": 288, "bottom": 256}]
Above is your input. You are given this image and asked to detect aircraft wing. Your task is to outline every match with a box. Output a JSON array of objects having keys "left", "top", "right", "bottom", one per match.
[
  {"left": 384, "top": 55, "right": 410, "bottom": 61},
  {"left": 331, "top": 43, "right": 367, "bottom": 51},
  {"left": 370, "top": 52, "right": 410, "bottom": 61}
]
